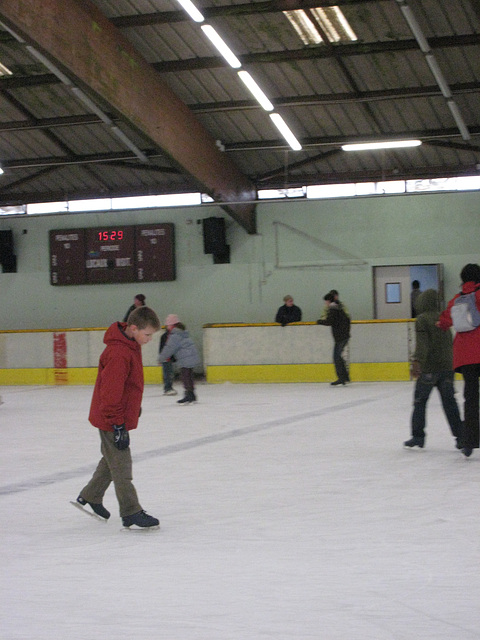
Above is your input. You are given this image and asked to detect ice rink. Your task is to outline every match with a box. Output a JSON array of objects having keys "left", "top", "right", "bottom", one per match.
[{"left": 1, "top": 380, "right": 479, "bottom": 640}]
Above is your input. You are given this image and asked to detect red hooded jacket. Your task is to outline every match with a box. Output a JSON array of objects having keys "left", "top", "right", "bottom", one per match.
[
  {"left": 89, "top": 322, "right": 144, "bottom": 431},
  {"left": 438, "top": 281, "right": 480, "bottom": 371}
]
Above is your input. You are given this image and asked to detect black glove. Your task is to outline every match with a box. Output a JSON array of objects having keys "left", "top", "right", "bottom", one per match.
[{"left": 113, "top": 424, "right": 130, "bottom": 450}]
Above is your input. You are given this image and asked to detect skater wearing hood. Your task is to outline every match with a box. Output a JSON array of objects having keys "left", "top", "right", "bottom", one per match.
[
  {"left": 404, "top": 289, "right": 463, "bottom": 450},
  {"left": 75, "top": 306, "right": 161, "bottom": 529},
  {"left": 438, "top": 263, "right": 480, "bottom": 457},
  {"left": 158, "top": 316, "right": 201, "bottom": 404}
]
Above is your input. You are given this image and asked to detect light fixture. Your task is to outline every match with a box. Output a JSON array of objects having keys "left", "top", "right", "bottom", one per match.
[
  {"left": 397, "top": 2, "right": 430, "bottom": 53},
  {"left": 342, "top": 140, "right": 422, "bottom": 151},
  {"left": 269, "top": 114, "right": 302, "bottom": 151},
  {"left": 447, "top": 101, "right": 470, "bottom": 141},
  {"left": 0, "top": 165, "right": 4, "bottom": 175},
  {"left": 425, "top": 54, "right": 451, "bottom": 98},
  {"left": 174, "top": 0, "right": 204, "bottom": 23},
  {"left": 200, "top": 25, "right": 242, "bottom": 69},
  {"left": 237, "top": 71, "right": 274, "bottom": 111}
]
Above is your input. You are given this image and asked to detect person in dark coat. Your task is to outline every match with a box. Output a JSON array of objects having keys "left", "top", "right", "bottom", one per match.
[
  {"left": 123, "top": 293, "right": 146, "bottom": 322},
  {"left": 159, "top": 314, "right": 178, "bottom": 396},
  {"left": 404, "top": 289, "right": 463, "bottom": 449},
  {"left": 317, "top": 292, "right": 351, "bottom": 386},
  {"left": 275, "top": 295, "right": 302, "bottom": 326}
]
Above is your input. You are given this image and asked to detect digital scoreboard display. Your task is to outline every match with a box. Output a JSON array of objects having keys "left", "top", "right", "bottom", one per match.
[
  {"left": 85, "top": 226, "right": 136, "bottom": 284},
  {"left": 50, "top": 223, "right": 175, "bottom": 285}
]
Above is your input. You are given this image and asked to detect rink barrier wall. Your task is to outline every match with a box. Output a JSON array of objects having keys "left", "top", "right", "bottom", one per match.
[
  {"left": 0, "top": 327, "right": 164, "bottom": 386},
  {"left": 203, "top": 321, "right": 415, "bottom": 383},
  {"left": 0, "top": 320, "right": 457, "bottom": 385}
]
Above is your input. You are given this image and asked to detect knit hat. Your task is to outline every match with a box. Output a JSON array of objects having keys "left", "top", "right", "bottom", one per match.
[{"left": 165, "top": 314, "right": 180, "bottom": 326}]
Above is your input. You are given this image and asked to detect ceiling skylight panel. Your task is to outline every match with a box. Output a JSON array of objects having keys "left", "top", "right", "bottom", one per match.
[
  {"left": 284, "top": 6, "right": 357, "bottom": 45},
  {"left": 0, "top": 61, "right": 13, "bottom": 76},
  {"left": 283, "top": 11, "right": 323, "bottom": 46}
]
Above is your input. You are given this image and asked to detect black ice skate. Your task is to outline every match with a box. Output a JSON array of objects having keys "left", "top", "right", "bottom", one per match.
[
  {"left": 403, "top": 437, "right": 424, "bottom": 449},
  {"left": 177, "top": 391, "right": 196, "bottom": 405},
  {"left": 122, "top": 510, "right": 160, "bottom": 529},
  {"left": 72, "top": 495, "right": 111, "bottom": 521}
]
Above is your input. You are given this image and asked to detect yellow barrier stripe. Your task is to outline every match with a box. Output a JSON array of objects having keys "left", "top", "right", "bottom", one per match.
[{"left": 0, "top": 367, "right": 163, "bottom": 385}]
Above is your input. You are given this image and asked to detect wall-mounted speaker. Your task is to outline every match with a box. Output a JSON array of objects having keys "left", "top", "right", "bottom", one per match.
[
  {"left": 202, "top": 217, "right": 226, "bottom": 255},
  {"left": 0, "top": 229, "right": 16, "bottom": 272}
]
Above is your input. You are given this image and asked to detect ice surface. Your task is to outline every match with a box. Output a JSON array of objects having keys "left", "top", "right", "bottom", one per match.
[{"left": 1, "top": 381, "right": 479, "bottom": 640}]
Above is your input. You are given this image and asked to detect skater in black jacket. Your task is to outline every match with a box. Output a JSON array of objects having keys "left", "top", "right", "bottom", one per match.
[{"left": 317, "top": 292, "right": 351, "bottom": 386}]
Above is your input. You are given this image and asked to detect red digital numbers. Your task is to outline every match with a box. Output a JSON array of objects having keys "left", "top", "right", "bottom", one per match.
[{"left": 98, "top": 230, "right": 124, "bottom": 241}]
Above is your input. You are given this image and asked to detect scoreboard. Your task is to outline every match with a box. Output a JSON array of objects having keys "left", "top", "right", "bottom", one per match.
[{"left": 50, "top": 223, "right": 175, "bottom": 285}]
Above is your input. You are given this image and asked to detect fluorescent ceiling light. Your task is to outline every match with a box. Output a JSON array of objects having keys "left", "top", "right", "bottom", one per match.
[
  {"left": 425, "top": 54, "right": 451, "bottom": 98},
  {"left": 269, "top": 113, "right": 302, "bottom": 151},
  {"left": 237, "top": 71, "right": 274, "bottom": 111},
  {"left": 175, "top": 0, "right": 204, "bottom": 23},
  {"left": 0, "top": 165, "right": 4, "bottom": 175},
  {"left": 398, "top": 2, "right": 430, "bottom": 53},
  {"left": 201, "top": 25, "right": 242, "bottom": 69},
  {"left": 342, "top": 140, "right": 422, "bottom": 151},
  {"left": 0, "top": 61, "right": 13, "bottom": 76},
  {"left": 447, "top": 100, "right": 470, "bottom": 141}
]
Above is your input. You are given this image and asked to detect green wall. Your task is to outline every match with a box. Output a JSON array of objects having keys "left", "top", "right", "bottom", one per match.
[{"left": 0, "top": 190, "right": 478, "bottom": 354}]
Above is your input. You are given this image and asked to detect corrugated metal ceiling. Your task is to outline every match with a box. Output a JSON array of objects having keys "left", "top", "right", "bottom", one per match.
[{"left": 0, "top": 0, "right": 479, "bottom": 216}]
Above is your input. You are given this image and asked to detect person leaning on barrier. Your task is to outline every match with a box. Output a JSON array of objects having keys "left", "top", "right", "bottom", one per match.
[{"left": 275, "top": 295, "right": 302, "bottom": 326}]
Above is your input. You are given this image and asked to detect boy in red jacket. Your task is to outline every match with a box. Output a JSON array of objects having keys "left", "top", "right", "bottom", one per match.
[{"left": 74, "top": 306, "right": 161, "bottom": 528}]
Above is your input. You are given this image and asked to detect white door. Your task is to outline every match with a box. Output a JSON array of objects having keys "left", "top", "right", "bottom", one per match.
[{"left": 374, "top": 266, "right": 411, "bottom": 319}]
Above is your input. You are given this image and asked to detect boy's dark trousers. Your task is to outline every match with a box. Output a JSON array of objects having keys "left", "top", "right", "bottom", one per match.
[
  {"left": 411, "top": 370, "right": 463, "bottom": 441},
  {"left": 461, "top": 364, "right": 480, "bottom": 449},
  {"left": 80, "top": 430, "right": 142, "bottom": 518}
]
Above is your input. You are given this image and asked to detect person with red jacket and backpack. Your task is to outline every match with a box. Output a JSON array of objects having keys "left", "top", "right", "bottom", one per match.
[{"left": 438, "top": 263, "right": 480, "bottom": 457}]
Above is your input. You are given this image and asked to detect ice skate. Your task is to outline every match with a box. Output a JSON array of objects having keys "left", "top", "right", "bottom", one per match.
[
  {"left": 177, "top": 391, "right": 196, "bottom": 405},
  {"left": 403, "top": 437, "right": 424, "bottom": 449},
  {"left": 72, "top": 495, "right": 110, "bottom": 521},
  {"left": 122, "top": 510, "right": 160, "bottom": 530},
  {"left": 163, "top": 389, "right": 178, "bottom": 396}
]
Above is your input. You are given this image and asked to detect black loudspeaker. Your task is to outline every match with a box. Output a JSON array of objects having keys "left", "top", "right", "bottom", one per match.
[
  {"left": 0, "top": 230, "right": 14, "bottom": 258},
  {"left": 2, "top": 254, "right": 17, "bottom": 273},
  {"left": 0, "top": 229, "right": 16, "bottom": 272},
  {"left": 213, "top": 246, "right": 230, "bottom": 264},
  {"left": 202, "top": 217, "right": 226, "bottom": 254}
]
